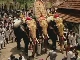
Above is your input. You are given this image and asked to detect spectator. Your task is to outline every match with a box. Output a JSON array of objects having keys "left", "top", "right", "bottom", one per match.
[
  {"left": 19, "top": 53, "right": 25, "bottom": 60},
  {"left": 68, "top": 30, "right": 73, "bottom": 47},
  {"left": 73, "top": 51, "right": 80, "bottom": 60},
  {"left": 46, "top": 50, "right": 57, "bottom": 60},
  {"left": 67, "top": 48, "right": 74, "bottom": 60},
  {"left": 5, "top": 26, "right": 9, "bottom": 44},
  {"left": 72, "top": 32, "right": 77, "bottom": 49},
  {"left": 8, "top": 54, "right": 15, "bottom": 60}
]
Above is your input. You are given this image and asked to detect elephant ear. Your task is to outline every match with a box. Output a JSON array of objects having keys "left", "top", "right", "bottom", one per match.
[{"left": 13, "top": 19, "right": 22, "bottom": 28}]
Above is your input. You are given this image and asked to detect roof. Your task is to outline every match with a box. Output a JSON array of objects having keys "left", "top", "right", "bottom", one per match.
[
  {"left": 58, "top": 12, "right": 80, "bottom": 23},
  {"left": 58, "top": 0, "right": 80, "bottom": 10}
]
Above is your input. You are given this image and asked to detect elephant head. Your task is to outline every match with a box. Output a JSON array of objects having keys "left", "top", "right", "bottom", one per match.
[
  {"left": 25, "top": 17, "right": 37, "bottom": 44},
  {"left": 38, "top": 16, "right": 48, "bottom": 37},
  {"left": 54, "top": 14, "right": 64, "bottom": 36}
]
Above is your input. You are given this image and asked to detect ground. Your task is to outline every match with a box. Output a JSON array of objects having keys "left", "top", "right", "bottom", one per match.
[{"left": 0, "top": 40, "right": 80, "bottom": 60}]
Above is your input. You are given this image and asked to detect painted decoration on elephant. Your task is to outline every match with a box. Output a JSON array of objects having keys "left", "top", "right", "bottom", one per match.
[
  {"left": 34, "top": 0, "right": 47, "bottom": 18},
  {"left": 54, "top": 14, "right": 64, "bottom": 36}
]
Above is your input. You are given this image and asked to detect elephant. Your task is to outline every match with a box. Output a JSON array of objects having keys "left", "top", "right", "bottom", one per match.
[
  {"left": 13, "top": 18, "right": 30, "bottom": 55},
  {"left": 47, "top": 14, "right": 64, "bottom": 53},
  {"left": 47, "top": 20, "right": 58, "bottom": 50}
]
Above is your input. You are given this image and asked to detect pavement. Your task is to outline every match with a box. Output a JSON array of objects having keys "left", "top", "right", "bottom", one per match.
[{"left": 0, "top": 40, "right": 80, "bottom": 60}]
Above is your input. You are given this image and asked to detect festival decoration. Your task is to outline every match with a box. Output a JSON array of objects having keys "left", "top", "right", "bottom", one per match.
[
  {"left": 34, "top": 0, "right": 47, "bottom": 19},
  {"left": 38, "top": 16, "right": 48, "bottom": 36},
  {"left": 54, "top": 14, "right": 64, "bottom": 36},
  {"left": 26, "top": 17, "right": 37, "bottom": 41}
]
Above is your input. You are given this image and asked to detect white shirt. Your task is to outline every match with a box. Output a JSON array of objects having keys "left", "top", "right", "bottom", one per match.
[
  {"left": 5, "top": 30, "right": 10, "bottom": 38},
  {"left": 77, "top": 56, "right": 80, "bottom": 60},
  {"left": 22, "top": 56, "right": 25, "bottom": 60},
  {"left": 72, "top": 35, "right": 77, "bottom": 47},
  {"left": 67, "top": 51, "right": 74, "bottom": 60},
  {"left": 68, "top": 34, "right": 73, "bottom": 44}
]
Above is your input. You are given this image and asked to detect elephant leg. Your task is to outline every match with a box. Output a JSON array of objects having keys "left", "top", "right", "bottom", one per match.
[
  {"left": 23, "top": 34, "right": 30, "bottom": 55},
  {"left": 52, "top": 38, "right": 56, "bottom": 50},
  {"left": 16, "top": 37, "right": 21, "bottom": 50}
]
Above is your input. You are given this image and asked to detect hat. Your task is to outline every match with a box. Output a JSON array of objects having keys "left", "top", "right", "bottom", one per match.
[
  {"left": 54, "top": 14, "right": 59, "bottom": 18},
  {"left": 26, "top": 17, "right": 32, "bottom": 21}
]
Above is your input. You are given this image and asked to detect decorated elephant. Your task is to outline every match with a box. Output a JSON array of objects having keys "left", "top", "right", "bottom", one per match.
[
  {"left": 47, "top": 13, "right": 64, "bottom": 53},
  {"left": 54, "top": 14, "right": 64, "bottom": 53},
  {"left": 47, "top": 14, "right": 58, "bottom": 50},
  {"left": 13, "top": 18, "right": 30, "bottom": 55}
]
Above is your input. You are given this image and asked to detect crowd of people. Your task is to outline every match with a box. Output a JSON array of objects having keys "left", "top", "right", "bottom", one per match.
[
  {"left": 0, "top": 9, "right": 79, "bottom": 60},
  {"left": 0, "top": 0, "right": 80, "bottom": 60}
]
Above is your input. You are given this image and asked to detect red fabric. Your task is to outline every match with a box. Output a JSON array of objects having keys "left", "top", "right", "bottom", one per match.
[
  {"left": 39, "top": 16, "right": 46, "bottom": 20},
  {"left": 54, "top": 14, "right": 59, "bottom": 18},
  {"left": 26, "top": 17, "right": 32, "bottom": 21}
]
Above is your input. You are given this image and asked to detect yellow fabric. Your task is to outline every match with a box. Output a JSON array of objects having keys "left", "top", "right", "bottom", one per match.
[
  {"left": 34, "top": 1, "right": 47, "bottom": 18},
  {"left": 58, "top": 23, "right": 64, "bottom": 36},
  {"left": 39, "top": 20, "right": 48, "bottom": 36},
  {"left": 55, "top": 17, "right": 64, "bottom": 36},
  {"left": 27, "top": 19, "right": 37, "bottom": 39}
]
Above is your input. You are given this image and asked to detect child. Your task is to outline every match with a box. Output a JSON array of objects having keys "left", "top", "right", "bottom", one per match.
[{"left": 5, "top": 27, "right": 9, "bottom": 44}]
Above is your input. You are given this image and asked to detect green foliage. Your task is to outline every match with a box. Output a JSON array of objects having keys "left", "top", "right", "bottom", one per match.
[{"left": 16, "top": 0, "right": 34, "bottom": 9}]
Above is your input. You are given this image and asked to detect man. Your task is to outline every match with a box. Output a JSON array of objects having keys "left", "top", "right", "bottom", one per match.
[
  {"left": 67, "top": 48, "right": 74, "bottom": 60},
  {"left": 46, "top": 50, "right": 57, "bottom": 60}
]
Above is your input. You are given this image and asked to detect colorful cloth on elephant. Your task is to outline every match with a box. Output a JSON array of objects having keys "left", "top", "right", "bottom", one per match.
[
  {"left": 58, "top": 23, "right": 64, "bottom": 36},
  {"left": 39, "top": 20, "right": 48, "bottom": 36},
  {"left": 26, "top": 19, "right": 37, "bottom": 39},
  {"left": 55, "top": 17, "right": 64, "bottom": 36},
  {"left": 54, "top": 14, "right": 59, "bottom": 18},
  {"left": 26, "top": 17, "right": 32, "bottom": 21},
  {"left": 34, "top": 0, "right": 47, "bottom": 18},
  {"left": 39, "top": 16, "right": 46, "bottom": 21}
]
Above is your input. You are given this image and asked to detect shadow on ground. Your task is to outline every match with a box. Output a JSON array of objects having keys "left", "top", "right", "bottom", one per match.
[{"left": 10, "top": 47, "right": 28, "bottom": 59}]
